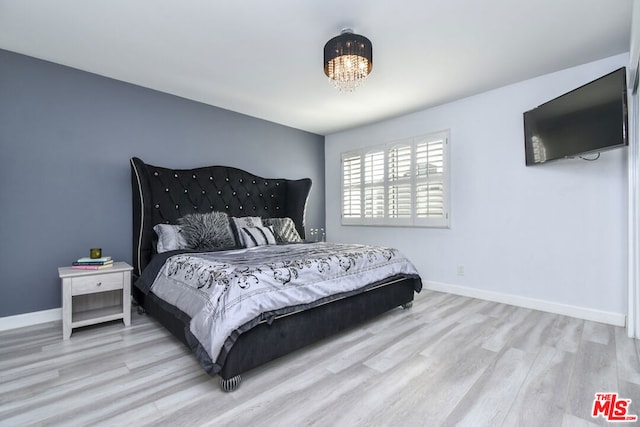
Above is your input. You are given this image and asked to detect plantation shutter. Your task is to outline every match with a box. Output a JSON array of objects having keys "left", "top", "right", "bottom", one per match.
[
  {"left": 363, "top": 150, "right": 385, "bottom": 218},
  {"left": 388, "top": 143, "right": 412, "bottom": 219},
  {"left": 415, "top": 135, "right": 446, "bottom": 220},
  {"left": 341, "top": 130, "right": 449, "bottom": 227},
  {"left": 342, "top": 154, "right": 362, "bottom": 219}
]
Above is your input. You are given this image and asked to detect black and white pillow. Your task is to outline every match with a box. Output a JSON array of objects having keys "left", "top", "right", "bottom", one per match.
[
  {"left": 178, "top": 211, "right": 236, "bottom": 250},
  {"left": 239, "top": 226, "right": 277, "bottom": 248},
  {"left": 153, "top": 223, "right": 188, "bottom": 253},
  {"left": 231, "top": 216, "right": 263, "bottom": 246},
  {"left": 263, "top": 217, "right": 303, "bottom": 243}
]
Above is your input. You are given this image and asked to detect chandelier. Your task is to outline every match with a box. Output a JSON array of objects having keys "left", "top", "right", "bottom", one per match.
[{"left": 323, "top": 29, "right": 373, "bottom": 92}]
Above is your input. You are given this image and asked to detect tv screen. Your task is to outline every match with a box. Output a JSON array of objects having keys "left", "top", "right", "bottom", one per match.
[{"left": 524, "top": 67, "right": 628, "bottom": 166}]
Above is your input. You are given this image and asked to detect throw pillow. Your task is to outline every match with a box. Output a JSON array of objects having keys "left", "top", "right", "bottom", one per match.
[
  {"left": 231, "top": 216, "right": 264, "bottom": 246},
  {"left": 240, "top": 226, "right": 277, "bottom": 248},
  {"left": 178, "top": 212, "right": 236, "bottom": 250},
  {"left": 263, "top": 217, "right": 303, "bottom": 243},
  {"left": 153, "top": 223, "right": 189, "bottom": 253}
]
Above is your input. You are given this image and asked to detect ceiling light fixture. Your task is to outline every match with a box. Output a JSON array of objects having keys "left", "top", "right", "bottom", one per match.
[{"left": 324, "top": 29, "right": 373, "bottom": 92}]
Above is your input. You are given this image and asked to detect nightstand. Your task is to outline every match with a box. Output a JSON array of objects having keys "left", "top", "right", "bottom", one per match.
[{"left": 58, "top": 261, "right": 133, "bottom": 339}]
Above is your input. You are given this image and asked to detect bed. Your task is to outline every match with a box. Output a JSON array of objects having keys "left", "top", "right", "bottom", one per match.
[{"left": 130, "top": 157, "right": 422, "bottom": 391}]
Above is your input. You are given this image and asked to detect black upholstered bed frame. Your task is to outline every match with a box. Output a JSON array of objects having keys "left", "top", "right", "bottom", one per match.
[
  {"left": 130, "top": 157, "right": 311, "bottom": 277},
  {"left": 130, "top": 157, "right": 418, "bottom": 390}
]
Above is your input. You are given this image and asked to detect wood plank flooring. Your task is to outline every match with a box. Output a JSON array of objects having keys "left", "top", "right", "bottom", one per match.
[{"left": 1, "top": 290, "right": 639, "bottom": 426}]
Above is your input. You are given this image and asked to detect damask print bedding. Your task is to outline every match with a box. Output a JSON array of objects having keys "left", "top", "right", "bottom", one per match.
[{"left": 145, "top": 242, "right": 421, "bottom": 375}]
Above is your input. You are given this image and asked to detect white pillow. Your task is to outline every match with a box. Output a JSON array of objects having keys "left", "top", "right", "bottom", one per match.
[
  {"left": 153, "top": 224, "right": 188, "bottom": 253},
  {"left": 240, "top": 226, "right": 277, "bottom": 248}
]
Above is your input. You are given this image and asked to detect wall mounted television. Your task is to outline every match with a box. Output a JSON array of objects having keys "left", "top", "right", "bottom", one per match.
[{"left": 523, "top": 67, "right": 628, "bottom": 166}]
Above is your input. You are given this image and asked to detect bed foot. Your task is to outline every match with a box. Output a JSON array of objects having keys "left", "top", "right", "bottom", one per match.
[
  {"left": 402, "top": 302, "right": 413, "bottom": 309},
  {"left": 132, "top": 299, "right": 146, "bottom": 315},
  {"left": 219, "top": 375, "right": 242, "bottom": 392}
]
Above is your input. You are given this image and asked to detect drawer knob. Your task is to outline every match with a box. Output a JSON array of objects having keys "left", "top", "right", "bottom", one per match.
[{"left": 97, "top": 282, "right": 102, "bottom": 287}]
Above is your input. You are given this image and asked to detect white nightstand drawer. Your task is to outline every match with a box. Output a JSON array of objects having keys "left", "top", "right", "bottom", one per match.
[{"left": 71, "top": 272, "right": 124, "bottom": 295}]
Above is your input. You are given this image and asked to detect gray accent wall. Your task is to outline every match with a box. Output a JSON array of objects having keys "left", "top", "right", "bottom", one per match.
[{"left": 0, "top": 49, "right": 325, "bottom": 317}]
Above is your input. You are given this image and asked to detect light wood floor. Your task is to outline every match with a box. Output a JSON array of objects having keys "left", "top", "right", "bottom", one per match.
[{"left": 1, "top": 290, "right": 639, "bottom": 426}]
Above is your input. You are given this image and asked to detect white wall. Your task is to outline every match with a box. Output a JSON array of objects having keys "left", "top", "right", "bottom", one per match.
[{"left": 325, "top": 53, "right": 629, "bottom": 324}]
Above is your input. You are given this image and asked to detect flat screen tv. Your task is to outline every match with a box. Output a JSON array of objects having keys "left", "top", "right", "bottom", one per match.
[{"left": 524, "top": 67, "right": 628, "bottom": 166}]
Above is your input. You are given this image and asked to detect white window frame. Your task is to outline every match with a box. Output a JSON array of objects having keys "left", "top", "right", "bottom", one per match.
[{"left": 341, "top": 130, "right": 450, "bottom": 228}]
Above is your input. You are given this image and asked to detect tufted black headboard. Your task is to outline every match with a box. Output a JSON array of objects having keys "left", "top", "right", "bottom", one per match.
[{"left": 130, "top": 157, "right": 312, "bottom": 278}]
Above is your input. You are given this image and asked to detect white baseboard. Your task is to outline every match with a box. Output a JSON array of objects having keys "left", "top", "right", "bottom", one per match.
[
  {"left": 424, "top": 281, "right": 627, "bottom": 327},
  {"left": 0, "top": 308, "right": 61, "bottom": 332}
]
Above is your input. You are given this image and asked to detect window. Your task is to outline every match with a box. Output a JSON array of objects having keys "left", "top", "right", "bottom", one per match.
[{"left": 341, "top": 130, "right": 450, "bottom": 227}]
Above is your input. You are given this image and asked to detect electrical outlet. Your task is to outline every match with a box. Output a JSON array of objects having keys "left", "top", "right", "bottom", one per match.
[{"left": 457, "top": 265, "right": 465, "bottom": 276}]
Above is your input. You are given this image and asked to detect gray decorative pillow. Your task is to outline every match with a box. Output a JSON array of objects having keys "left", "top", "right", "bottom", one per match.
[
  {"left": 153, "top": 223, "right": 188, "bottom": 253},
  {"left": 178, "top": 212, "right": 236, "bottom": 250},
  {"left": 263, "top": 217, "right": 303, "bottom": 243}
]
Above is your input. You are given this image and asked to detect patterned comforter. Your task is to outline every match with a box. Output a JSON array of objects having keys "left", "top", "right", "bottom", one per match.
[{"left": 146, "top": 242, "right": 421, "bottom": 374}]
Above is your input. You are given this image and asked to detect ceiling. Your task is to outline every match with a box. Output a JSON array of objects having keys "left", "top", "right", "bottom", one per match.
[{"left": 0, "top": 0, "right": 633, "bottom": 135}]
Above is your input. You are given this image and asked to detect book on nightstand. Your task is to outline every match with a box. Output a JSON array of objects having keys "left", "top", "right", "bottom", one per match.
[
  {"left": 72, "top": 256, "right": 114, "bottom": 269},
  {"left": 71, "top": 264, "right": 114, "bottom": 270},
  {"left": 74, "top": 256, "right": 112, "bottom": 264}
]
